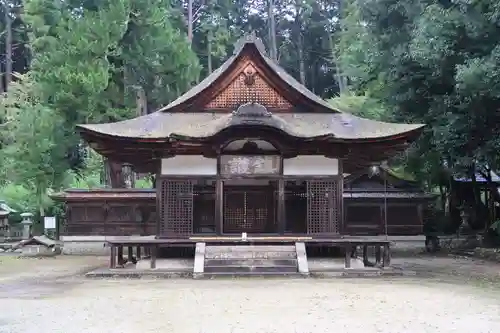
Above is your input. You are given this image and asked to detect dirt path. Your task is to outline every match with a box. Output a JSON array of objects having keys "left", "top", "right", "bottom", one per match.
[
  {"left": 0, "top": 255, "right": 107, "bottom": 283},
  {"left": 392, "top": 254, "right": 500, "bottom": 287},
  {"left": 1, "top": 276, "right": 500, "bottom": 333},
  {"left": 1, "top": 254, "right": 500, "bottom": 333}
]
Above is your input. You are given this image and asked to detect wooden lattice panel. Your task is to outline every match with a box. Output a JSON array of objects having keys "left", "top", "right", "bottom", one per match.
[
  {"left": 159, "top": 179, "right": 194, "bottom": 236},
  {"left": 206, "top": 67, "right": 292, "bottom": 110},
  {"left": 193, "top": 185, "right": 216, "bottom": 233},
  {"left": 284, "top": 183, "right": 307, "bottom": 233},
  {"left": 223, "top": 188, "right": 272, "bottom": 233},
  {"left": 307, "top": 180, "right": 340, "bottom": 234},
  {"left": 224, "top": 191, "right": 247, "bottom": 233}
]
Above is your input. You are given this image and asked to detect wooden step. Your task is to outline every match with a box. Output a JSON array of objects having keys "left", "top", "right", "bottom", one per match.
[
  {"left": 194, "top": 271, "right": 308, "bottom": 279},
  {"left": 204, "top": 265, "right": 298, "bottom": 274},
  {"left": 205, "top": 245, "right": 297, "bottom": 259},
  {"left": 205, "top": 258, "right": 296, "bottom": 267},
  {"left": 195, "top": 243, "right": 306, "bottom": 277}
]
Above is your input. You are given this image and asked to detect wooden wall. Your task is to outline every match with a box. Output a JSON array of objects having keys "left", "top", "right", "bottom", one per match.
[
  {"left": 343, "top": 200, "right": 424, "bottom": 235},
  {"left": 64, "top": 199, "right": 156, "bottom": 236},
  {"left": 342, "top": 169, "right": 434, "bottom": 236}
]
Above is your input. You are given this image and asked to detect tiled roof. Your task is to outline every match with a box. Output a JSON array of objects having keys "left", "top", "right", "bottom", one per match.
[
  {"left": 79, "top": 109, "right": 423, "bottom": 141},
  {"left": 157, "top": 34, "right": 338, "bottom": 113},
  {"left": 78, "top": 34, "right": 424, "bottom": 141}
]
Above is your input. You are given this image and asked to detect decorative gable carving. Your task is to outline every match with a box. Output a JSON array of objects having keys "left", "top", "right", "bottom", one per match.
[{"left": 205, "top": 63, "right": 292, "bottom": 111}]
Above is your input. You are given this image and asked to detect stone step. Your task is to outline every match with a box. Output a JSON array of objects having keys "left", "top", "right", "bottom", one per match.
[
  {"left": 205, "top": 258, "right": 297, "bottom": 267},
  {"left": 205, "top": 245, "right": 297, "bottom": 259},
  {"left": 204, "top": 265, "right": 298, "bottom": 274},
  {"left": 205, "top": 245, "right": 296, "bottom": 253},
  {"left": 194, "top": 272, "right": 308, "bottom": 279}
]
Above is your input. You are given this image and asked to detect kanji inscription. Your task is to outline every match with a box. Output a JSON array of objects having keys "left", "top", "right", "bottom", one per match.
[{"left": 220, "top": 155, "right": 280, "bottom": 175}]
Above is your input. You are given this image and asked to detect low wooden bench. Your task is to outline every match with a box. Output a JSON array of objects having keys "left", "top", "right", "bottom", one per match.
[
  {"left": 288, "top": 237, "right": 393, "bottom": 268},
  {"left": 339, "top": 239, "right": 392, "bottom": 268},
  {"left": 105, "top": 238, "right": 191, "bottom": 269},
  {"left": 105, "top": 236, "right": 393, "bottom": 270}
]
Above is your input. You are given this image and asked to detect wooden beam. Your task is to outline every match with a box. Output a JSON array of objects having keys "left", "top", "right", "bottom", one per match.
[
  {"left": 215, "top": 179, "right": 223, "bottom": 235},
  {"left": 277, "top": 178, "right": 285, "bottom": 234},
  {"left": 150, "top": 245, "right": 157, "bottom": 269},
  {"left": 344, "top": 245, "right": 352, "bottom": 268},
  {"left": 109, "top": 245, "right": 116, "bottom": 269},
  {"left": 382, "top": 244, "right": 391, "bottom": 267}
]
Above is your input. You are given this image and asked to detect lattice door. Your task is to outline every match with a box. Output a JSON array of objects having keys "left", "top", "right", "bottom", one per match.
[
  {"left": 159, "top": 179, "right": 194, "bottom": 237},
  {"left": 223, "top": 188, "right": 271, "bottom": 233},
  {"left": 284, "top": 183, "right": 307, "bottom": 233},
  {"left": 306, "top": 180, "right": 339, "bottom": 234}
]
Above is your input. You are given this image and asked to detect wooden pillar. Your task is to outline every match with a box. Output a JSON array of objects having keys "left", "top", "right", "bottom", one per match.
[
  {"left": 277, "top": 179, "right": 285, "bottom": 234},
  {"left": 382, "top": 244, "right": 391, "bottom": 267},
  {"left": 150, "top": 245, "right": 157, "bottom": 269},
  {"left": 362, "top": 245, "right": 368, "bottom": 265},
  {"left": 215, "top": 179, "right": 223, "bottom": 235},
  {"left": 117, "top": 246, "right": 123, "bottom": 265},
  {"left": 375, "top": 245, "right": 381, "bottom": 266},
  {"left": 417, "top": 203, "right": 423, "bottom": 233},
  {"left": 127, "top": 246, "right": 134, "bottom": 262},
  {"left": 136, "top": 246, "right": 141, "bottom": 259},
  {"left": 344, "top": 244, "right": 351, "bottom": 268},
  {"left": 328, "top": 183, "right": 334, "bottom": 233},
  {"left": 109, "top": 245, "right": 116, "bottom": 269}
]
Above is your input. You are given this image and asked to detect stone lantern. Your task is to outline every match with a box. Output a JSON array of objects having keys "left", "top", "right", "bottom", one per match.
[
  {"left": 0, "top": 210, "right": 9, "bottom": 239},
  {"left": 20, "top": 212, "right": 34, "bottom": 240},
  {"left": 0, "top": 200, "right": 15, "bottom": 239},
  {"left": 459, "top": 207, "right": 473, "bottom": 235}
]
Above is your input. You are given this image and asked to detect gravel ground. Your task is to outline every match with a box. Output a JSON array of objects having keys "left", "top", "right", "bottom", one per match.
[
  {"left": 1, "top": 255, "right": 500, "bottom": 333},
  {"left": 1, "top": 277, "right": 500, "bottom": 333},
  {"left": 0, "top": 255, "right": 107, "bottom": 282}
]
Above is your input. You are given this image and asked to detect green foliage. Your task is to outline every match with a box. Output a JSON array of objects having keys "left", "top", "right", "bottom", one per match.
[
  {"left": 328, "top": 92, "right": 389, "bottom": 120},
  {"left": 0, "top": 74, "right": 67, "bottom": 216},
  {"left": 0, "top": 0, "right": 358, "bottom": 216},
  {"left": 135, "top": 177, "right": 153, "bottom": 189},
  {"left": 337, "top": 0, "right": 500, "bottom": 189},
  {"left": 65, "top": 150, "right": 104, "bottom": 189},
  {"left": 0, "top": 183, "right": 40, "bottom": 214}
]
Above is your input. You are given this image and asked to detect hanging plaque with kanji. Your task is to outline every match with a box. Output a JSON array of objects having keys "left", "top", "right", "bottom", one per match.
[{"left": 220, "top": 155, "right": 280, "bottom": 175}]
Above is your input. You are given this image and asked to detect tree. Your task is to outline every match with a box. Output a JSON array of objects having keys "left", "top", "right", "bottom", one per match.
[
  {"left": 0, "top": 74, "right": 67, "bottom": 217},
  {"left": 337, "top": 0, "right": 500, "bottom": 229},
  {"left": 23, "top": 0, "right": 200, "bottom": 185},
  {"left": 328, "top": 92, "right": 388, "bottom": 121}
]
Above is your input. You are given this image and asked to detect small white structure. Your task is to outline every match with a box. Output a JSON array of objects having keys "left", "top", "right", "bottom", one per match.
[{"left": 14, "top": 235, "right": 62, "bottom": 257}]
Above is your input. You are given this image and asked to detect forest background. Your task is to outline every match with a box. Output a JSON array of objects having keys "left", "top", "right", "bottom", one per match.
[{"left": 0, "top": 0, "right": 499, "bottom": 232}]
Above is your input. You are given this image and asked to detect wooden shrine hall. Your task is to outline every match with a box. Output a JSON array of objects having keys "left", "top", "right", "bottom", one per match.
[{"left": 56, "top": 34, "right": 426, "bottom": 273}]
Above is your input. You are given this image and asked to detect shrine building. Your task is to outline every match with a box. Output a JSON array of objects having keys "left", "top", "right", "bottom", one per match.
[{"left": 55, "top": 35, "right": 427, "bottom": 255}]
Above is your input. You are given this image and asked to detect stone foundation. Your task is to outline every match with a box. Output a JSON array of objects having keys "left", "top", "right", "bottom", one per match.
[
  {"left": 21, "top": 245, "right": 58, "bottom": 257},
  {"left": 61, "top": 236, "right": 110, "bottom": 255}
]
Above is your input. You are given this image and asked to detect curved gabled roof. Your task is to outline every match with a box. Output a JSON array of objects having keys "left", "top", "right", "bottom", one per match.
[
  {"left": 77, "top": 34, "right": 425, "bottom": 145},
  {"left": 78, "top": 103, "right": 423, "bottom": 142},
  {"left": 157, "top": 33, "right": 339, "bottom": 113}
]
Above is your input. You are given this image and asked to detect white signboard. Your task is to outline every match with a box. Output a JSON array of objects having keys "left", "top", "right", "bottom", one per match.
[
  {"left": 283, "top": 156, "right": 339, "bottom": 176},
  {"left": 44, "top": 216, "right": 56, "bottom": 229},
  {"left": 161, "top": 156, "right": 217, "bottom": 175},
  {"left": 220, "top": 155, "right": 280, "bottom": 175}
]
